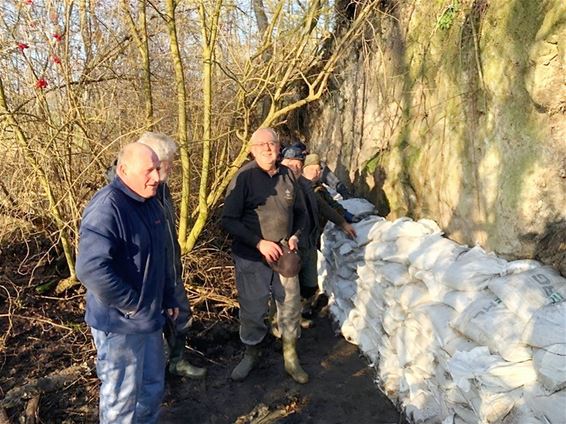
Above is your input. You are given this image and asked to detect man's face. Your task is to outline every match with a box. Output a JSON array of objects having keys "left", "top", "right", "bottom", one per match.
[
  {"left": 281, "top": 158, "right": 303, "bottom": 177},
  {"left": 250, "top": 133, "right": 280, "bottom": 171},
  {"left": 302, "top": 164, "right": 321, "bottom": 182},
  {"left": 119, "top": 148, "right": 160, "bottom": 198}
]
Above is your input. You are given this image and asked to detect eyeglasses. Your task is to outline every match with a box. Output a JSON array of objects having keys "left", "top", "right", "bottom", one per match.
[{"left": 250, "top": 141, "right": 278, "bottom": 149}]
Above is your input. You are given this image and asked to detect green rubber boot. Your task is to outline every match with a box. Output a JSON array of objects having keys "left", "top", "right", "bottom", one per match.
[
  {"left": 168, "top": 334, "right": 207, "bottom": 379},
  {"left": 283, "top": 337, "right": 309, "bottom": 384},
  {"left": 169, "top": 358, "right": 207, "bottom": 379},
  {"left": 231, "top": 344, "right": 260, "bottom": 381}
]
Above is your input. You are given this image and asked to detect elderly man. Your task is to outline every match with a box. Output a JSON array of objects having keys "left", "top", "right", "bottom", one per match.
[
  {"left": 221, "top": 128, "right": 309, "bottom": 384},
  {"left": 138, "top": 132, "right": 207, "bottom": 380},
  {"left": 76, "top": 143, "right": 179, "bottom": 423}
]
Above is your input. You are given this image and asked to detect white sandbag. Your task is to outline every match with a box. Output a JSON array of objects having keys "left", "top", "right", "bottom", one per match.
[
  {"left": 472, "top": 389, "right": 522, "bottom": 423},
  {"left": 333, "top": 278, "right": 356, "bottom": 300},
  {"left": 413, "top": 269, "right": 450, "bottom": 299},
  {"left": 397, "top": 282, "right": 432, "bottom": 311},
  {"left": 501, "top": 259, "right": 542, "bottom": 276},
  {"left": 408, "top": 234, "right": 466, "bottom": 272},
  {"left": 451, "top": 293, "right": 532, "bottom": 362},
  {"left": 380, "top": 217, "right": 440, "bottom": 241},
  {"left": 411, "top": 303, "right": 459, "bottom": 347},
  {"left": 402, "top": 387, "right": 443, "bottom": 424},
  {"left": 501, "top": 401, "right": 544, "bottom": 424},
  {"left": 382, "top": 304, "right": 406, "bottom": 335},
  {"left": 488, "top": 266, "right": 566, "bottom": 323},
  {"left": 329, "top": 302, "right": 348, "bottom": 325},
  {"left": 394, "top": 324, "right": 435, "bottom": 367},
  {"left": 442, "top": 290, "right": 487, "bottom": 313},
  {"left": 439, "top": 246, "right": 508, "bottom": 291},
  {"left": 448, "top": 347, "right": 536, "bottom": 393},
  {"left": 380, "top": 262, "right": 413, "bottom": 286},
  {"left": 349, "top": 216, "right": 385, "bottom": 246},
  {"left": 356, "top": 261, "right": 386, "bottom": 286},
  {"left": 522, "top": 302, "right": 566, "bottom": 347},
  {"left": 382, "top": 236, "right": 431, "bottom": 264},
  {"left": 352, "top": 290, "right": 384, "bottom": 321},
  {"left": 363, "top": 240, "right": 398, "bottom": 262},
  {"left": 447, "top": 381, "right": 522, "bottom": 423},
  {"left": 533, "top": 344, "right": 566, "bottom": 392},
  {"left": 335, "top": 259, "right": 357, "bottom": 280},
  {"left": 524, "top": 384, "right": 566, "bottom": 424},
  {"left": 442, "top": 335, "right": 479, "bottom": 357},
  {"left": 448, "top": 346, "right": 512, "bottom": 392},
  {"left": 339, "top": 197, "right": 377, "bottom": 216},
  {"left": 379, "top": 349, "right": 402, "bottom": 397},
  {"left": 341, "top": 314, "right": 362, "bottom": 345}
]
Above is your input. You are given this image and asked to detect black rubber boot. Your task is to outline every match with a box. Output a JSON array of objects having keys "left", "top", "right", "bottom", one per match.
[{"left": 231, "top": 344, "right": 260, "bottom": 381}]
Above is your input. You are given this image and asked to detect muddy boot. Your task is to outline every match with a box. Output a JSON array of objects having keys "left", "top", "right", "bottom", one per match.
[
  {"left": 169, "top": 358, "right": 207, "bottom": 379},
  {"left": 282, "top": 337, "right": 309, "bottom": 384},
  {"left": 168, "top": 335, "right": 207, "bottom": 379},
  {"left": 300, "top": 296, "right": 315, "bottom": 329},
  {"left": 231, "top": 344, "right": 260, "bottom": 381}
]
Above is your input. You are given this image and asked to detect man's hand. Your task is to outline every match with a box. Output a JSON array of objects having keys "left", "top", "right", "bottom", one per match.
[
  {"left": 288, "top": 235, "right": 299, "bottom": 252},
  {"left": 257, "top": 239, "right": 283, "bottom": 263},
  {"left": 167, "top": 307, "right": 179, "bottom": 321},
  {"left": 340, "top": 222, "right": 357, "bottom": 239}
]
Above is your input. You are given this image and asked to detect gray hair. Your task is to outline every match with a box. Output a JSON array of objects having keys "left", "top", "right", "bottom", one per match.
[
  {"left": 137, "top": 132, "right": 177, "bottom": 162},
  {"left": 250, "top": 128, "right": 279, "bottom": 144}
]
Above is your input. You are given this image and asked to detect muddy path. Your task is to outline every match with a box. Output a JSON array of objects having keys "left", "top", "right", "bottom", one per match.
[{"left": 161, "top": 311, "right": 403, "bottom": 424}]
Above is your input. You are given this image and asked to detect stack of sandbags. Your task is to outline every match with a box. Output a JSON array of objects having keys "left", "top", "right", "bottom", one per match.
[{"left": 318, "top": 206, "right": 566, "bottom": 424}]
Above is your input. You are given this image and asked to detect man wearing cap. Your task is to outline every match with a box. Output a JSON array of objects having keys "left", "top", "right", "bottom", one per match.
[
  {"left": 303, "top": 153, "right": 358, "bottom": 228},
  {"left": 281, "top": 148, "right": 356, "bottom": 326},
  {"left": 288, "top": 141, "right": 354, "bottom": 201},
  {"left": 299, "top": 153, "right": 357, "bottom": 322},
  {"left": 221, "top": 128, "right": 309, "bottom": 384}
]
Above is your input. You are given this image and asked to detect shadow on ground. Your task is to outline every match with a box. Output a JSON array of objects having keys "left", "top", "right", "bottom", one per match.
[{"left": 160, "top": 313, "right": 403, "bottom": 424}]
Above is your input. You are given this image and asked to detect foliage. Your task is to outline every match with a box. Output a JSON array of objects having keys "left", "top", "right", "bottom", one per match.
[
  {"left": 0, "top": 0, "right": 382, "bottom": 287},
  {"left": 437, "top": 2, "right": 460, "bottom": 30}
]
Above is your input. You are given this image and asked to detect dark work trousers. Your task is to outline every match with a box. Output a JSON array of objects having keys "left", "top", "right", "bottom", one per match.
[{"left": 233, "top": 254, "right": 301, "bottom": 345}]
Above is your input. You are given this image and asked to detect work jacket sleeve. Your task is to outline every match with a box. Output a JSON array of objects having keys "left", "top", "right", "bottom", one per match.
[
  {"left": 316, "top": 192, "right": 347, "bottom": 227},
  {"left": 221, "top": 173, "right": 262, "bottom": 248},
  {"left": 291, "top": 181, "right": 307, "bottom": 240}
]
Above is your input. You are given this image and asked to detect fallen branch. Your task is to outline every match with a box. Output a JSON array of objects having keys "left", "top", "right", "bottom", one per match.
[{"left": 0, "top": 314, "right": 74, "bottom": 333}]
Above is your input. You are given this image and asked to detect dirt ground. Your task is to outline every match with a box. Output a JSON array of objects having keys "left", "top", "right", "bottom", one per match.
[
  {"left": 161, "top": 309, "right": 403, "bottom": 424},
  {"left": 0, "top": 236, "right": 403, "bottom": 424}
]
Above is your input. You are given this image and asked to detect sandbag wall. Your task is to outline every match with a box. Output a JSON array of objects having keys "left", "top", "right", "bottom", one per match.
[{"left": 318, "top": 198, "right": 566, "bottom": 424}]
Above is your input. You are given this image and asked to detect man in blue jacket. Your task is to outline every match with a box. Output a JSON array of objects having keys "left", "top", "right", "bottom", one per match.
[{"left": 76, "top": 143, "right": 179, "bottom": 424}]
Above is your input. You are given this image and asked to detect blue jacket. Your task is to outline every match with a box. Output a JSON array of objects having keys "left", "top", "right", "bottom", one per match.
[{"left": 76, "top": 177, "right": 177, "bottom": 334}]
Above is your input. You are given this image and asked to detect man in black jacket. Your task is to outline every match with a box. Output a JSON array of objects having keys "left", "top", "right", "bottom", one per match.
[{"left": 222, "top": 128, "right": 309, "bottom": 384}]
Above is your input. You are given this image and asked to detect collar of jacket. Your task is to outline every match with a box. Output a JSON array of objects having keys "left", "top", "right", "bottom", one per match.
[
  {"left": 111, "top": 176, "right": 150, "bottom": 203},
  {"left": 252, "top": 159, "right": 281, "bottom": 176}
]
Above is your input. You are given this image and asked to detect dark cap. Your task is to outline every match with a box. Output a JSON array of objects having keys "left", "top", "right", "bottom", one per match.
[
  {"left": 271, "top": 244, "right": 302, "bottom": 277},
  {"left": 290, "top": 141, "right": 308, "bottom": 153},
  {"left": 281, "top": 146, "right": 306, "bottom": 161}
]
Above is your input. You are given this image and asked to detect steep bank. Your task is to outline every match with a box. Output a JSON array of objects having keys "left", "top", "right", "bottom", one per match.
[{"left": 304, "top": 0, "right": 565, "bottom": 272}]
